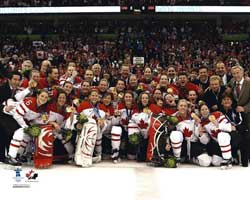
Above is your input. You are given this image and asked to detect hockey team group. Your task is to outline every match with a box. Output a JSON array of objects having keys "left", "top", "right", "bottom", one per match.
[{"left": 0, "top": 60, "right": 250, "bottom": 169}]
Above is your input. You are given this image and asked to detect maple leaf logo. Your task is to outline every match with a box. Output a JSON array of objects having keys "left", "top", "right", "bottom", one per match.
[
  {"left": 183, "top": 127, "right": 193, "bottom": 137},
  {"left": 211, "top": 129, "right": 221, "bottom": 138},
  {"left": 37, "top": 126, "right": 54, "bottom": 157},
  {"left": 121, "top": 118, "right": 129, "bottom": 125},
  {"left": 138, "top": 119, "right": 148, "bottom": 129},
  {"left": 92, "top": 115, "right": 98, "bottom": 122}
]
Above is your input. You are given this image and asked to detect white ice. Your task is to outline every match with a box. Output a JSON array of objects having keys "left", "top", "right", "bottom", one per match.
[{"left": 0, "top": 161, "right": 249, "bottom": 200}]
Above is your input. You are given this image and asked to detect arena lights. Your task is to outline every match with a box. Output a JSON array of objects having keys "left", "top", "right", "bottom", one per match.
[
  {"left": 0, "top": 6, "right": 121, "bottom": 14},
  {"left": 155, "top": 6, "right": 250, "bottom": 13}
]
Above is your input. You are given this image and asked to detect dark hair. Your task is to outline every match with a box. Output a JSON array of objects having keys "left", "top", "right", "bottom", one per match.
[
  {"left": 221, "top": 93, "right": 233, "bottom": 100},
  {"left": 102, "top": 92, "right": 114, "bottom": 101},
  {"left": 63, "top": 81, "right": 73, "bottom": 87},
  {"left": 8, "top": 71, "right": 22, "bottom": 80},
  {"left": 198, "top": 101, "right": 208, "bottom": 111},
  {"left": 37, "top": 89, "right": 49, "bottom": 96},
  {"left": 137, "top": 92, "right": 150, "bottom": 111},
  {"left": 47, "top": 66, "right": 58, "bottom": 76},
  {"left": 116, "top": 79, "right": 125, "bottom": 85},
  {"left": 56, "top": 89, "right": 67, "bottom": 100},
  {"left": 198, "top": 66, "right": 208, "bottom": 72},
  {"left": 178, "top": 72, "right": 188, "bottom": 77}
]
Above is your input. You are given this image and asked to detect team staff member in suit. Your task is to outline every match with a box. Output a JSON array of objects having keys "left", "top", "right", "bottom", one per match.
[
  {"left": 229, "top": 65, "right": 250, "bottom": 162},
  {"left": 230, "top": 65, "right": 250, "bottom": 128},
  {"left": 0, "top": 71, "right": 22, "bottom": 162}
]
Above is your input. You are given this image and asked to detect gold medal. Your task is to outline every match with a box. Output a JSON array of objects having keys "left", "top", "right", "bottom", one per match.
[
  {"left": 208, "top": 115, "right": 216, "bottom": 122},
  {"left": 167, "top": 88, "right": 173, "bottom": 94},
  {"left": 66, "top": 106, "right": 74, "bottom": 113},
  {"left": 73, "top": 98, "right": 80, "bottom": 106},
  {"left": 41, "top": 113, "right": 48, "bottom": 121}
]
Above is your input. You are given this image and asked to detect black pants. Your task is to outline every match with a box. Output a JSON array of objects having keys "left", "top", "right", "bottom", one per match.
[{"left": 0, "top": 112, "right": 20, "bottom": 161}]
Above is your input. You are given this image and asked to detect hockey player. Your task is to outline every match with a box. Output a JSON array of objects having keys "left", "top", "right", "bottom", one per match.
[
  {"left": 199, "top": 103, "right": 235, "bottom": 169},
  {"left": 110, "top": 91, "right": 136, "bottom": 162},
  {"left": 65, "top": 89, "right": 106, "bottom": 167},
  {"left": 46, "top": 91, "right": 73, "bottom": 162},
  {"left": 6, "top": 90, "right": 50, "bottom": 166},
  {"left": 100, "top": 92, "right": 114, "bottom": 157},
  {"left": 170, "top": 99, "right": 212, "bottom": 167},
  {"left": 128, "top": 92, "right": 152, "bottom": 162}
]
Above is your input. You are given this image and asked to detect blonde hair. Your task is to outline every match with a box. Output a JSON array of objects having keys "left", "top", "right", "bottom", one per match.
[{"left": 209, "top": 75, "right": 221, "bottom": 83}]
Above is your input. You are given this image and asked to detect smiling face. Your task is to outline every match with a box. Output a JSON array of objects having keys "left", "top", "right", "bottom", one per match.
[
  {"left": 144, "top": 68, "right": 152, "bottom": 79},
  {"left": 159, "top": 75, "right": 168, "bottom": 87},
  {"left": 200, "top": 104, "right": 210, "bottom": 118},
  {"left": 124, "top": 92, "right": 133, "bottom": 107},
  {"left": 231, "top": 67, "right": 244, "bottom": 82},
  {"left": 37, "top": 91, "right": 49, "bottom": 106},
  {"left": 165, "top": 94, "right": 175, "bottom": 107},
  {"left": 57, "top": 93, "right": 67, "bottom": 107},
  {"left": 9, "top": 74, "right": 21, "bottom": 89},
  {"left": 102, "top": 94, "right": 112, "bottom": 106},
  {"left": 63, "top": 82, "right": 73, "bottom": 95},
  {"left": 141, "top": 93, "right": 149, "bottom": 107},
  {"left": 89, "top": 91, "right": 99, "bottom": 105},
  {"left": 177, "top": 100, "right": 188, "bottom": 115},
  {"left": 210, "top": 79, "right": 220, "bottom": 92},
  {"left": 178, "top": 75, "right": 188, "bottom": 87},
  {"left": 187, "top": 90, "right": 197, "bottom": 102},
  {"left": 222, "top": 96, "right": 232, "bottom": 110}
]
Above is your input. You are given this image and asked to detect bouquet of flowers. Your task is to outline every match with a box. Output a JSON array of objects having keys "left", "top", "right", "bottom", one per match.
[
  {"left": 77, "top": 113, "right": 88, "bottom": 124},
  {"left": 61, "top": 128, "right": 73, "bottom": 143},
  {"left": 128, "top": 133, "right": 142, "bottom": 146},
  {"left": 166, "top": 116, "right": 179, "bottom": 126},
  {"left": 75, "top": 113, "right": 89, "bottom": 131},
  {"left": 24, "top": 125, "right": 41, "bottom": 137}
]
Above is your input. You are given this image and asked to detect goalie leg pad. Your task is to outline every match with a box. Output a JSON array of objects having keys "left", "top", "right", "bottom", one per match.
[{"left": 74, "top": 121, "right": 97, "bottom": 167}]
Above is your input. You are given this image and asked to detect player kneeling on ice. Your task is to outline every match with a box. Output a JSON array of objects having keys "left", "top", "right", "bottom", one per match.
[
  {"left": 6, "top": 90, "right": 50, "bottom": 166},
  {"left": 170, "top": 99, "right": 212, "bottom": 167},
  {"left": 199, "top": 104, "right": 234, "bottom": 169},
  {"left": 65, "top": 89, "right": 107, "bottom": 167},
  {"left": 47, "top": 91, "right": 74, "bottom": 163}
]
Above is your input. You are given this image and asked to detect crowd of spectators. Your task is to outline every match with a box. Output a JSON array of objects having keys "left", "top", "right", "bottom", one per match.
[
  {"left": 0, "top": 19, "right": 250, "bottom": 83},
  {"left": 0, "top": 0, "right": 249, "bottom": 7}
]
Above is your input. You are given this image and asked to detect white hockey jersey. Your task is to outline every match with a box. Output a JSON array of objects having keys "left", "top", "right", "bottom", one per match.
[
  {"left": 47, "top": 102, "right": 70, "bottom": 127},
  {"left": 112, "top": 103, "right": 135, "bottom": 130},
  {"left": 202, "top": 111, "right": 232, "bottom": 140},
  {"left": 13, "top": 97, "right": 48, "bottom": 128}
]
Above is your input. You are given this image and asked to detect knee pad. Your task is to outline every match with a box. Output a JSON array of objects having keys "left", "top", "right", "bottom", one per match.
[
  {"left": 111, "top": 126, "right": 122, "bottom": 136},
  {"left": 197, "top": 153, "right": 212, "bottom": 167},
  {"left": 217, "top": 132, "right": 231, "bottom": 146},
  {"left": 128, "top": 122, "right": 139, "bottom": 136},
  {"left": 212, "top": 155, "right": 223, "bottom": 166},
  {"left": 13, "top": 128, "right": 25, "bottom": 141},
  {"left": 170, "top": 131, "right": 183, "bottom": 143}
]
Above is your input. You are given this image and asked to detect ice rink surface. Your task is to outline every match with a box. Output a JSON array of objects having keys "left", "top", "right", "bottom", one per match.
[{"left": 1, "top": 161, "right": 250, "bottom": 200}]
